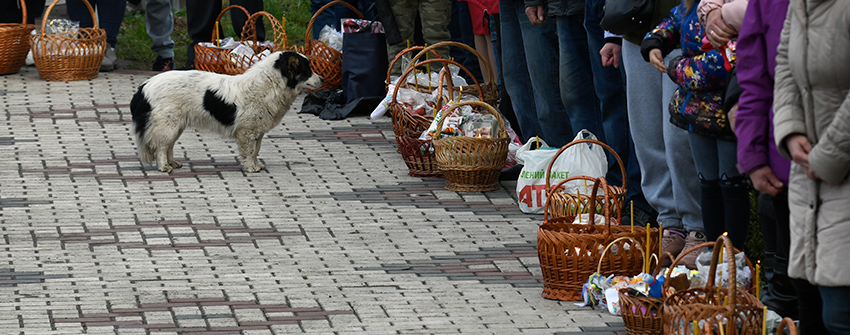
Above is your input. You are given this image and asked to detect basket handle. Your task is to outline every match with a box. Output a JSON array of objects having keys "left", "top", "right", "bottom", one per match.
[
  {"left": 543, "top": 175, "right": 604, "bottom": 222},
  {"left": 304, "top": 0, "right": 363, "bottom": 47},
  {"left": 776, "top": 317, "right": 798, "bottom": 335},
  {"left": 544, "top": 138, "right": 626, "bottom": 197},
  {"left": 41, "top": 0, "right": 97, "bottom": 34},
  {"left": 386, "top": 46, "right": 442, "bottom": 90},
  {"left": 209, "top": 5, "right": 251, "bottom": 43},
  {"left": 409, "top": 41, "right": 495, "bottom": 87},
  {"left": 543, "top": 176, "right": 615, "bottom": 236},
  {"left": 18, "top": 0, "right": 27, "bottom": 25},
  {"left": 391, "top": 58, "right": 485, "bottom": 106},
  {"left": 241, "top": 11, "right": 288, "bottom": 50},
  {"left": 596, "top": 236, "right": 647, "bottom": 276},
  {"left": 662, "top": 238, "right": 755, "bottom": 297},
  {"left": 432, "top": 100, "right": 506, "bottom": 141},
  {"left": 706, "top": 235, "right": 738, "bottom": 307}
]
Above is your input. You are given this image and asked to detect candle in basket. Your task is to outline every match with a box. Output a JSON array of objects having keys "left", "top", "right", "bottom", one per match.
[
  {"left": 658, "top": 221, "right": 663, "bottom": 259},
  {"left": 630, "top": 201, "right": 634, "bottom": 233},
  {"left": 645, "top": 223, "right": 650, "bottom": 273},
  {"left": 693, "top": 320, "right": 699, "bottom": 335},
  {"left": 755, "top": 260, "right": 761, "bottom": 299},
  {"left": 762, "top": 306, "right": 768, "bottom": 335}
]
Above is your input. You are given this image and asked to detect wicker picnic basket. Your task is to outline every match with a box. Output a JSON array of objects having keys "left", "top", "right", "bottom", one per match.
[
  {"left": 544, "top": 138, "right": 627, "bottom": 221},
  {"left": 432, "top": 100, "right": 509, "bottom": 192},
  {"left": 31, "top": 0, "right": 106, "bottom": 81},
  {"left": 538, "top": 176, "right": 658, "bottom": 301},
  {"left": 386, "top": 45, "right": 441, "bottom": 141},
  {"left": 0, "top": 0, "right": 36, "bottom": 75},
  {"left": 663, "top": 235, "right": 764, "bottom": 335},
  {"left": 194, "top": 5, "right": 251, "bottom": 74},
  {"left": 298, "top": 0, "right": 363, "bottom": 91},
  {"left": 222, "top": 10, "right": 287, "bottom": 75},
  {"left": 390, "top": 58, "right": 486, "bottom": 177}
]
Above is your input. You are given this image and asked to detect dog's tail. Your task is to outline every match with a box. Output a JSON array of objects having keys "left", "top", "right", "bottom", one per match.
[{"left": 129, "top": 83, "right": 154, "bottom": 164}]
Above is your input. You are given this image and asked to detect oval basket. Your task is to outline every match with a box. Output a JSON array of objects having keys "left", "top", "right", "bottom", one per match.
[
  {"left": 0, "top": 0, "right": 36, "bottom": 75},
  {"left": 31, "top": 0, "right": 106, "bottom": 81},
  {"left": 223, "top": 10, "right": 287, "bottom": 75},
  {"left": 297, "top": 0, "right": 363, "bottom": 91},
  {"left": 194, "top": 5, "right": 251, "bottom": 74}
]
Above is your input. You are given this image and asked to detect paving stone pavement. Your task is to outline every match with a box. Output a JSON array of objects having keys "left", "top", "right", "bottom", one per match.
[{"left": 0, "top": 66, "right": 624, "bottom": 334}]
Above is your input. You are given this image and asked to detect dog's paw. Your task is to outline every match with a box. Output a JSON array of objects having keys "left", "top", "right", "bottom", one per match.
[
  {"left": 169, "top": 161, "right": 183, "bottom": 169},
  {"left": 158, "top": 165, "right": 173, "bottom": 173},
  {"left": 242, "top": 163, "right": 265, "bottom": 173}
]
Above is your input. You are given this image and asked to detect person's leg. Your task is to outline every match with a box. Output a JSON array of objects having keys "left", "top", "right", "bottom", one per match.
[
  {"left": 757, "top": 191, "right": 799, "bottom": 318},
  {"left": 418, "top": 0, "right": 451, "bottom": 66},
  {"left": 311, "top": 0, "right": 336, "bottom": 40},
  {"left": 185, "top": 0, "right": 221, "bottom": 67},
  {"left": 554, "top": 14, "right": 595, "bottom": 147},
  {"left": 93, "top": 0, "right": 127, "bottom": 48},
  {"left": 65, "top": 0, "right": 96, "bottom": 30},
  {"left": 498, "top": 0, "right": 538, "bottom": 142},
  {"left": 387, "top": 0, "right": 417, "bottom": 74},
  {"left": 145, "top": 0, "right": 175, "bottom": 60},
  {"left": 0, "top": 0, "right": 45, "bottom": 25},
  {"left": 448, "top": 0, "right": 483, "bottom": 83},
  {"left": 716, "top": 138, "right": 749, "bottom": 250},
  {"left": 230, "top": 0, "right": 265, "bottom": 42},
  {"left": 689, "top": 132, "right": 724, "bottom": 243},
  {"left": 663, "top": 75, "right": 701, "bottom": 233},
  {"left": 791, "top": 279, "right": 827, "bottom": 334},
  {"left": 819, "top": 286, "right": 850, "bottom": 334}
]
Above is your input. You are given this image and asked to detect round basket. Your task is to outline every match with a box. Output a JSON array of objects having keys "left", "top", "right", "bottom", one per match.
[
  {"left": 617, "top": 253, "right": 672, "bottom": 335},
  {"left": 223, "top": 10, "right": 287, "bottom": 75},
  {"left": 538, "top": 177, "right": 658, "bottom": 301},
  {"left": 663, "top": 235, "right": 764, "bottom": 335},
  {"left": 0, "top": 0, "right": 36, "bottom": 75},
  {"left": 544, "top": 139, "right": 627, "bottom": 221},
  {"left": 194, "top": 5, "right": 251, "bottom": 75},
  {"left": 408, "top": 41, "right": 499, "bottom": 106},
  {"left": 298, "top": 0, "right": 363, "bottom": 91},
  {"left": 31, "top": 0, "right": 106, "bottom": 81},
  {"left": 390, "top": 58, "right": 487, "bottom": 177},
  {"left": 386, "top": 45, "right": 441, "bottom": 142},
  {"left": 432, "top": 100, "right": 509, "bottom": 192}
]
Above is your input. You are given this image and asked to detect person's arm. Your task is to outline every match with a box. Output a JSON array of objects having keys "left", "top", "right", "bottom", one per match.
[
  {"left": 807, "top": 93, "right": 850, "bottom": 183},
  {"left": 666, "top": 49, "right": 728, "bottom": 90},
  {"left": 640, "top": 4, "right": 684, "bottom": 62},
  {"left": 772, "top": 6, "right": 806, "bottom": 160}
]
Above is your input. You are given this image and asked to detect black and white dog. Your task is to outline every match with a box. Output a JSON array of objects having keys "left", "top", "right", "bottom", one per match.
[{"left": 130, "top": 51, "right": 322, "bottom": 172}]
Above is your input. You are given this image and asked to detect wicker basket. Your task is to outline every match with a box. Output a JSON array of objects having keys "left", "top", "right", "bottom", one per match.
[
  {"left": 298, "top": 0, "right": 363, "bottom": 91},
  {"left": 663, "top": 235, "right": 764, "bottom": 335},
  {"left": 617, "top": 253, "right": 673, "bottom": 335},
  {"left": 221, "top": 11, "right": 287, "bottom": 75},
  {"left": 544, "top": 138, "right": 627, "bottom": 220},
  {"left": 0, "top": 0, "right": 36, "bottom": 75},
  {"left": 538, "top": 177, "right": 659, "bottom": 301},
  {"left": 194, "top": 5, "right": 251, "bottom": 75},
  {"left": 407, "top": 41, "right": 499, "bottom": 106},
  {"left": 31, "top": 0, "right": 106, "bottom": 81},
  {"left": 390, "top": 58, "right": 487, "bottom": 177},
  {"left": 433, "top": 100, "right": 509, "bottom": 192}
]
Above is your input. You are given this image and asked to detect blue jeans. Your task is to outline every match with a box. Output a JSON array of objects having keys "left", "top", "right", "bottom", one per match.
[
  {"left": 499, "top": 0, "right": 570, "bottom": 145},
  {"left": 819, "top": 286, "right": 850, "bottom": 334},
  {"left": 582, "top": 0, "right": 644, "bottom": 207},
  {"left": 66, "top": 0, "right": 127, "bottom": 47}
]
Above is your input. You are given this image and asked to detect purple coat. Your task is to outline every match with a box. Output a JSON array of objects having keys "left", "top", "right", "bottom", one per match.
[{"left": 734, "top": 0, "right": 791, "bottom": 184}]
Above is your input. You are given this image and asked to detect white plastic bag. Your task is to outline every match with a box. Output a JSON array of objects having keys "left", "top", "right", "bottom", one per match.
[{"left": 515, "top": 130, "right": 607, "bottom": 214}]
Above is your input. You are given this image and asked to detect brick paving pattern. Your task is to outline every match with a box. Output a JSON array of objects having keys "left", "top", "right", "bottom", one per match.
[{"left": 0, "top": 67, "right": 623, "bottom": 334}]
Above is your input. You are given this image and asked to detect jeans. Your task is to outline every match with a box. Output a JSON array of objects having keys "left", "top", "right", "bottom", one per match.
[
  {"left": 499, "top": 0, "right": 569, "bottom": 145},
  {"left": 145, "top": 0, "right": 175, "bottom": 59},
  {"left": 449, "top": 0, "right": 483, "bottom": 83},
  {"left": 66, "top": 0, "right": 127, "bottom": 48},
  {"left": 819, "top": 286, "right": 850, "bottom": 334},
  {"left": 582, "top": 0, "right": 644, "bottom": 207}
]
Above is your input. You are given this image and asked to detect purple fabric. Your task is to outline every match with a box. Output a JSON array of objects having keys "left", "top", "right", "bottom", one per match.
[{"left": 734, "top": 0, "right": 791, "bottom": 184}]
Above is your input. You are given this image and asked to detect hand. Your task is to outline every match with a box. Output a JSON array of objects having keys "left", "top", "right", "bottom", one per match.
[
  {"left": 600, "top": 43, "right": 621, "bottom": 68},
  {"left": 649, "top": 49, "right": 667, "bottom": 73},
  {"left": 748, "top": 166, "right": 784, "bottom": 196},
  {"left": 786, "top": 134, "right": 820, "bottom": 180},
  {"left": 705, "top": 9, "right": 737, "bottom": 49},
  {"left": 525, "top": 5, "right": 546, "bottom": 25}
]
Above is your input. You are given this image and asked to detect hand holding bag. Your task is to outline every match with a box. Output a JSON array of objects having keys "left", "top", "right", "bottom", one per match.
[{"left": 600, "top": 0, "right": 655, "bottom": 35}]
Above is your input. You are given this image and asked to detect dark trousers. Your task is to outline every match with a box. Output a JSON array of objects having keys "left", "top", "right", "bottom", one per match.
[
  {"left": 757, "top": 191, "right": 798, "bottom": 317},
  {"left": 185, "top": 0, "right": 265, "bottom": 65},
  {"left": 0, "top": 0, "right": 45, "bottom": 25}
]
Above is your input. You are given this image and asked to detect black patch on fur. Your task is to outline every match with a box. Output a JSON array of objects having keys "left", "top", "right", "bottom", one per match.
[
  {"left": 274, "top": 52, "right": 314, "bottom": 89},
  {"left": 130, "top": 83, "right": 151, "bottom": 139},
  {"left": 203, "top": 89, "right": 237, "bottom": 126}
]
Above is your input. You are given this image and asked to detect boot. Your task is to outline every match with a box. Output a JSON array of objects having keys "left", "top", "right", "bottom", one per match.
[
  {"left": 699, "top": 178, "right": 725, "bottom": 244},
  {"left": 719, "top": 175, "right": 750, "bottom": 250}
]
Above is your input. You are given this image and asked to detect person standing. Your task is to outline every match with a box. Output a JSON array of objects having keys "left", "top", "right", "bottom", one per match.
[
  {"left": 773, "top": 0, "right": 850, "bottom": 332},
  {"left": 67, "top": 0, "right": 127, "bottom": 72},
  {"left": 145, "top": 0, "right": 175, "bottom": 71}
]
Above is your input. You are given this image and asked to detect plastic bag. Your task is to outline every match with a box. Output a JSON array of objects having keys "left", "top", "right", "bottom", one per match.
[{"left": 319, "top": 25, "right": 342, "bottom": 52}]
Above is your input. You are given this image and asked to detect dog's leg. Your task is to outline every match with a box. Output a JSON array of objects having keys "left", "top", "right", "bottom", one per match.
[
  {"left": 167, "top": 128, "right": 184, "bottom": 169},
  {"left": 236, "top": 129, "right": 265, "bottom": 172}
]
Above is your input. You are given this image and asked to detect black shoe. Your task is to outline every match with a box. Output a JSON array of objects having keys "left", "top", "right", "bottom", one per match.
[
  {"left": 177, "top": 63, "right": 195, "bottom": 71},
  {"left": 620, "top": 205, "right": 658, "bottom": 227},
  {"left": 152, "top": 56, "right": 174, "bottom": 72},
  {"left": 499, "top": 164, "right": 523, "bottom": 181}
]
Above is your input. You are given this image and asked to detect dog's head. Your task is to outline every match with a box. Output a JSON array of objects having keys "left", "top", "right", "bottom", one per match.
[{"left": 274, "top": 51, "right": 323, "bottom": 90}]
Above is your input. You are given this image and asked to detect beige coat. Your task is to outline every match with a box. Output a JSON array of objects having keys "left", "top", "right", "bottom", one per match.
[{"left": 773, "top": 0, "right": 850, "bottom": 287}]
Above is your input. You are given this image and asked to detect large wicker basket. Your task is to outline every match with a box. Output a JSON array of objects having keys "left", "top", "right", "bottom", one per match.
[
  {"left": 538, "top": 177, "right": 658, "bottom": 301},
  {"left": 222, "top": 11, "right": 287, "bottom": 75},
  {"left": 194, "top": 5, "right": 251, "bottom": 75},
  {"left": 663, "top": 235, "right": 764, "bottom": 335},
  {"left": 298, "top": 0, "right": 363, "bottom": 91},
  {"left": 31, "top": 0, "right": 106, "bottom": 81},
  {"left": 0, "top": 0, "right": 36, "bottom": 75},
  {"left": 432, "top": 100, "right": 509, "bottom": 192},
  {"left": 544, "top": 138, "right": 627, "bottom": 220}
]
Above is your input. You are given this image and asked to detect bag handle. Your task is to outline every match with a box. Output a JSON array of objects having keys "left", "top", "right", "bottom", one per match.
[
  {"left": 544, "top": 138, "right": 626, "bottom": 195},
  {"left": 304, "top": 0, "right": 364, "bottom": 48},
  {"left": 208, "top": 5, "right": 251, "bottom": 43},
  {"left": 41, "top": 0, "right": 97, "bottom": 35},
  {"left": 241, "top": 11, "right": 288, "bottom": 50},
  {"left": 432, "top": 100, "right": 506, "bottom": 141}
]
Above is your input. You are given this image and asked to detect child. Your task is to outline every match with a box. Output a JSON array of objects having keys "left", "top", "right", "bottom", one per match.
[{"left": 640, "top": 0, "right": 749, "bottom": 259}]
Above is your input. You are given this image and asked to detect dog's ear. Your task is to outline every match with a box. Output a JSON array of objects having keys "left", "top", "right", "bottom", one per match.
[{"left": 287, "top": 53, "right": 301, "bottom": 75}]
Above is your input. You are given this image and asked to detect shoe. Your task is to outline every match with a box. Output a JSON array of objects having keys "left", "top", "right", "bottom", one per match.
[
  {"left": 621, "top": 205, "right": 658, "bottom": 227},
  {"left": 499, "top": 164, "right": 523, "bottom": 181},
  {"left": 152, "top": 56, "right": 174, "bottom": 72},
  {"left": 660, "top": 229, "right": 686, "bottom": 266},
  {"left": 679, "top": 230, "right": 707, "bottom": 269},
  {"left": 100, "top": 47, "right": 116, "bottom": 72}
]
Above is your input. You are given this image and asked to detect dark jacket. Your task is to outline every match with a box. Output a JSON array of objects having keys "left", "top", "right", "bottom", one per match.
[
  {"left": 523, "top": 0, "right": 584, "bottom": 17},
  {"left": 622, "top": 0, "right": 679, "bottom": 44}
]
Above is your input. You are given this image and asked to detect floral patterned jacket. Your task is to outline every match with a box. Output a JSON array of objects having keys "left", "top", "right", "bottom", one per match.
[{"left": 640, "top": 1, "right": 733, "bottom": 140}]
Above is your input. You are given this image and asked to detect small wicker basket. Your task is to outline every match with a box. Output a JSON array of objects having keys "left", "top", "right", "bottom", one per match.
[
  {"left": 31, "top": 0, "right": 106, "bottom": 81},
  {"left": 194, "top": 5, "right": 251, "bottom": 75},
  {"left": 0, "top": 0, "right": 36, "bottom": 75},
  {"left": 433, "top": 100, "right": 509, "bottom": 192},
  {"left": 222, "top": 10, "right": 287, "bottom": 75},
  {"left": 298, "top": 0, "right": 363, "bottom": 91}
]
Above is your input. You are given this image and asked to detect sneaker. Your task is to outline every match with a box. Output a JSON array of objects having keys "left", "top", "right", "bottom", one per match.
[
  {"left": 679, "top": 230, "right": 707, "bottom": 269},
  {"left": 100, "top": 47, "right": 116, "bottom": 72},
  {"left": 152, "top": 56, "right": 174, "bottom": 72},
  {"left": 660, "top": 229, "right": 686, "bottom": 266}
]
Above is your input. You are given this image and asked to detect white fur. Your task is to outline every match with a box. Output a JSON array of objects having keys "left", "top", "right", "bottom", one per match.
[{"left": 131, "top": 51, "right": 322, "bottom": 173}]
